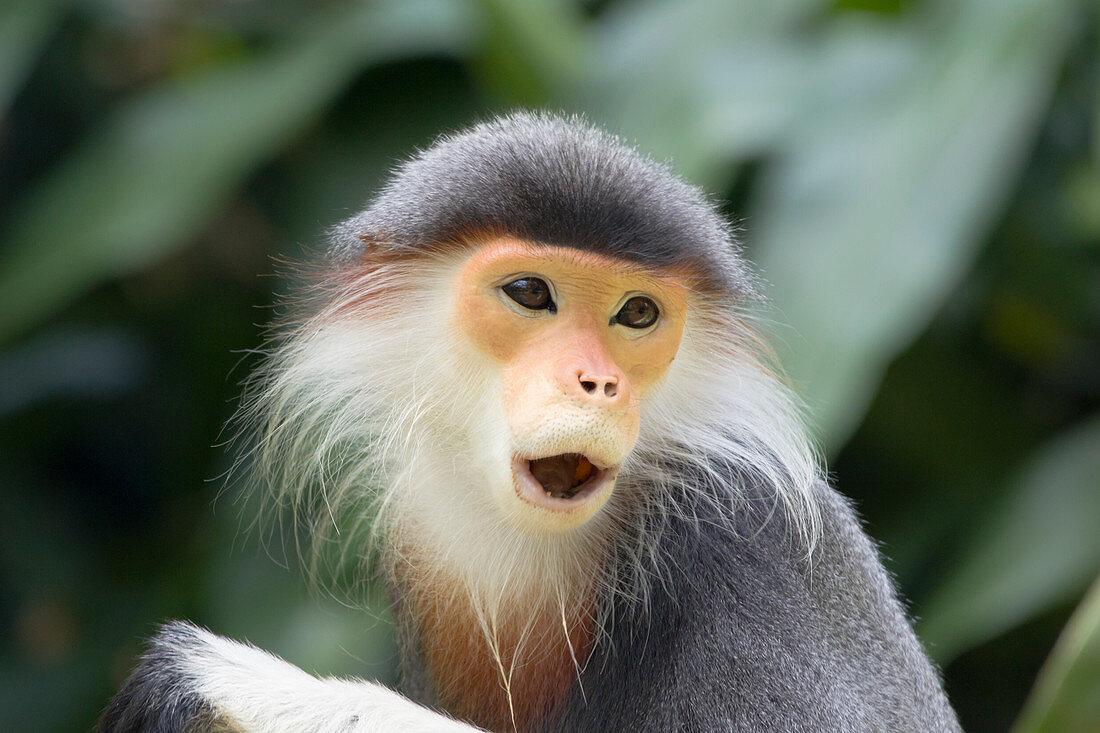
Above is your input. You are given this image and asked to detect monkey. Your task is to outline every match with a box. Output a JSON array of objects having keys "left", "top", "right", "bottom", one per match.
[{"left": 100, "top": 112, "right": 961, "bottom": 732}]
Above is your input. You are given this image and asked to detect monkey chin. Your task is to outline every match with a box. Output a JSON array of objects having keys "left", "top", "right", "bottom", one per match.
[{"left": 509, "top": 454, "right": 618, "bottom": 534}]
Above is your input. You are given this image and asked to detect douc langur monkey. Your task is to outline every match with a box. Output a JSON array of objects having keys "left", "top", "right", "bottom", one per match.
[{"left": 101, "top": 113, "right": 961, "bottom": 732}]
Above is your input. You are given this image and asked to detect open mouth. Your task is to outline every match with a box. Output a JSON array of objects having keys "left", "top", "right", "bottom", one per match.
[
  {"left": 512, "top": 453, "right": 617, "bottom": 509},
  {"left": 531, "top": 453, "right": 596, "bottom": 499}
]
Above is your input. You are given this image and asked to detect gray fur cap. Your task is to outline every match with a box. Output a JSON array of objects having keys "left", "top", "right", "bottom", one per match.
[{"left": 329, "top": 112, "right": 754, "bottom": 295}]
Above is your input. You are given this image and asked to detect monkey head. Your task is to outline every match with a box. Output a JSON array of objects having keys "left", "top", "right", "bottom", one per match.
[
  {"left": 247, "top": 113, "right": 818, "bottom": 599},
  {"left": 450, "top": 237, "right": 688, "bottom": 533}
]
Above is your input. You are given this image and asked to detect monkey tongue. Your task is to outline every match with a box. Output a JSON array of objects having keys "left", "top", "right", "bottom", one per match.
[{"left": 529, "top": 454, "right": 594, "bottom": 498}]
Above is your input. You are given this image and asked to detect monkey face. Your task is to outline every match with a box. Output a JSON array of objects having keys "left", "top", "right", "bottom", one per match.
[{"left": 452, "top": 238, "right": 688, "bottom": 534}]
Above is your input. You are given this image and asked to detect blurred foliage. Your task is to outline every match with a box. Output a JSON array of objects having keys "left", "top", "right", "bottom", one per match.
[
  {"left": 1015, "top": 575, "right": 1100, "bottom": 733},
  {"left": 0, "top": 0, "right": 1097, "bottom": 731}
]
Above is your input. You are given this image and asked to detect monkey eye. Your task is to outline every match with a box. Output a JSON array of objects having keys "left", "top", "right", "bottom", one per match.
[
  {"left": 502, "top": 277, "right": 556, "bottom": 312},
  {"left": 614, "top": 296, "right": 659, "bottom": 329}
]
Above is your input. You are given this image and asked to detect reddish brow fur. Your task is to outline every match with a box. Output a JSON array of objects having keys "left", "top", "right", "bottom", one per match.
[{"left": 349, "top": 229, "right": 721, "bottom": 298}]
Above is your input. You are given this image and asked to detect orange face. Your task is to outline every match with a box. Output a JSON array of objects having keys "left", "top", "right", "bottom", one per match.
[{"left": 451, "top": 238, "right": 688, "bottom": 533}]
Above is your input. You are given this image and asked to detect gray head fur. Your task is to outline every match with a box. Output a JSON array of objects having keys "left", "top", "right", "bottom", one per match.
[{"left": 329, "top": 112, "right": 755, "bottom": 296}]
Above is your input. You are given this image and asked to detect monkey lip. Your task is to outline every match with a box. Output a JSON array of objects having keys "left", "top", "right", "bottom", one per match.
[{"left": 512, "top": 454, "right": 617, "bottom": 510}]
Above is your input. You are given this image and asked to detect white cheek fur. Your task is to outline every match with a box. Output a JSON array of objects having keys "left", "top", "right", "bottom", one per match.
[{"left": 234, "top": 255, "right": 821, "bottom": 643}]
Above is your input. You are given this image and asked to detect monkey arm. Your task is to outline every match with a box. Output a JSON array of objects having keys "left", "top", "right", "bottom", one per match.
[{"left": 99, "top": 621, "right": 481, "bottom": 733}]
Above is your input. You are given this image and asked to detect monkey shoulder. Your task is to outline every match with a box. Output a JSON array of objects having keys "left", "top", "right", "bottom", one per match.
[
  {"left": 557, "top": 481, "right": 960, "bottom": 732},
  {"left": 100, "top": 622, "right": 246, "bottom": 733}
]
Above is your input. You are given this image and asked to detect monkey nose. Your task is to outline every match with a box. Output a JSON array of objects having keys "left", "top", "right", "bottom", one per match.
[
  {"left": 580, "top": 374, "right": 617, "bottom": 398},
  {"left": 573, "top": 371, "right": 627, "bottom": 406}
]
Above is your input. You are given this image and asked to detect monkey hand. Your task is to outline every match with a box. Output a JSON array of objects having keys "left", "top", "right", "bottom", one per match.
[
  {"left": 100, "top": 620, "right": 482, "bottom": 732},
  {"left": 99, "top": 621, "right": 244, "bottom": 732}
]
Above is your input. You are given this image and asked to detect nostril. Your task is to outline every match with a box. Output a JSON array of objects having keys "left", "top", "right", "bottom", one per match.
[{"left": 577, "top": 374, "right": 621, "bottom": 399}]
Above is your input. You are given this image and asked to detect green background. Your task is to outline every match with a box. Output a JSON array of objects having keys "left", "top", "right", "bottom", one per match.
[{"left": 1, "top": 0, "right": 1098, "bottom": 731}]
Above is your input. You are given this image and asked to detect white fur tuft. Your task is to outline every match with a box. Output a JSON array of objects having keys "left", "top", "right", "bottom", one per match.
[{"left": 175, "top": 624, "right": 480, "bottom": 731}]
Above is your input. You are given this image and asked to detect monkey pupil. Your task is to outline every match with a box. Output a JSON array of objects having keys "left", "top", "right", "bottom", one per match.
[
  {"left": 502, "top": 277, "right": 554, "bottom": 311},
  {"left": 616, "top": 296, "right": 658, "bottom": 329}
]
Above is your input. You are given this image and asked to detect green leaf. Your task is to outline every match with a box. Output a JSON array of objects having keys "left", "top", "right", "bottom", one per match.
[
  {"left": 587, "top": 0, "right": 830, "bottom": 184},
  {"left": 473, "top": 0, "right": 588, "bottom": 104},
  {"left": 0, "top": 0, "right": 67, "bottom": 114},
  {"left": 750, "top": 0, "right": 1076, "bottom": 450},
  {"left": 918, "top": 415, "right": 1100, "bottom": 663},
  {"left": 1013, "top": 575, "right": 1100, "bottom": 733},
  {"left": 0, "top": 0, "right": 477, "bottom": 346}
]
